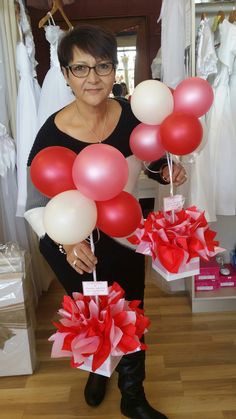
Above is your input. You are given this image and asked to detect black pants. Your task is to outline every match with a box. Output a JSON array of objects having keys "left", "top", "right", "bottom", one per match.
[{"left": 39, "top": 232, "right": 145, "bottom": 303}]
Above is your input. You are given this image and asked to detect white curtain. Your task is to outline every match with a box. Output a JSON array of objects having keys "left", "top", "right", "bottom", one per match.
[{"left": 0, "top": 0, "right": 18, "bottom": 138}]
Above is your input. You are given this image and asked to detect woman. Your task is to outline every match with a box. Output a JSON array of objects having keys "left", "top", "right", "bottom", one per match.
[{"left": 25, "top": 25, "right": 186, "bottom": 419}]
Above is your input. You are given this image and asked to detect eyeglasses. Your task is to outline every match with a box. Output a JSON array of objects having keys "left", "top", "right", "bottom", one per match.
[{"left": 66, "top": 61, "right": 115, "bottom": 78}]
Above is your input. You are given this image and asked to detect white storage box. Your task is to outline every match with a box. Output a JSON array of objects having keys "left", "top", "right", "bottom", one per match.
[
  {"left": 0, "top": 263, "right": 37, "bottom": 376},
  {"left": 0, "top": 325, "right": 37, "bottom": 376},
  {"left": 152, "top": 257, "right": 200, "bottom": 281}
]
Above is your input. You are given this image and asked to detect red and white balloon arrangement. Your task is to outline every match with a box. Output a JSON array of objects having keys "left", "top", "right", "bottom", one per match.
[
  {"left": 130, "top": 77, "right": 214, "bottom": 158},
  {"left": 128, "top": 77, "right": 219, "bottom": 278},
  {"left": 30, "top": 77, "right": 214, "bottom": 245},
  {"left": 30, "top": 143, "right": 142, "bottom": 244}
]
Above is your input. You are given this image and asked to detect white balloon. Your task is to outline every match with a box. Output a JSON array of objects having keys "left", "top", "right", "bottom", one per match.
[
  {"left": 131, "top": 80, "right": 174, "bottom": 125},
  {"left": 43, "top": 190, "right": 97, "bottom": 244}
]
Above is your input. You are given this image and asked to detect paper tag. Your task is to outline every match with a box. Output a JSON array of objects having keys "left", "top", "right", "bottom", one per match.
[
  {"left": 82, "top": 281, "right": 108, "bottom": 296},
  {"left": 220, "top": 282, "right": 234, "bottom": 287},
  {"left": 198, "top": 275, "right": 216, "bottom": 280},
  {"left": 163, "top": 195, "right": 184, "bottom": 212},
  {"left": 196, "top": 286, "right": 214, "bottom": 291}
]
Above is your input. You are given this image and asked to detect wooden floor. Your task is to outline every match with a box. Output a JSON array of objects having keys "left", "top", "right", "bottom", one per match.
[{"left": 1, "top": 260, "right": 236, "bottom": 419}]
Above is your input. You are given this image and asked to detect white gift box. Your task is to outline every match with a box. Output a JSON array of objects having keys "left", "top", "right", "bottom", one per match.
[
  {"left": 77, "top": 354, "right": 122, "bottom": 377},
  {"left": 0, "top": 326, "right": 37, "bottom": 376},
  {"left": 0, "top": 267, "right": 37, "bottom": 376},
  {"left": 152, "top": 257, "right": 200, "bottom": 281}
]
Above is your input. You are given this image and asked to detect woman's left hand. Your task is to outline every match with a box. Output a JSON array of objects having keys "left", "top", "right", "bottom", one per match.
[{"left": 162, "top": 164, "right": 187, "bottom": 186}]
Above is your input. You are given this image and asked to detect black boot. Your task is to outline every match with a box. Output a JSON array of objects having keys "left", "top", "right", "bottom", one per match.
[
  {"left": 84, "top": 372, "right": 109, "bottom": 406},
  {"left": 116, "top": 350, "right": 168, "bottom": 419}
]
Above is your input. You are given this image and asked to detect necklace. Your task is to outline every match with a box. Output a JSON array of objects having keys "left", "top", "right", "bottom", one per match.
[{"left": 75, "top": 101, "right": 108, "bottom": 143}]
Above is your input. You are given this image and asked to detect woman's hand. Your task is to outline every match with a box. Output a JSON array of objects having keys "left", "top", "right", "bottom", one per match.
[
  {"left": 64, "top": 241, "right": 98, "bottom": 275},
  {"left": 162, "top": 163, "right": 187, "bottom": 186}
]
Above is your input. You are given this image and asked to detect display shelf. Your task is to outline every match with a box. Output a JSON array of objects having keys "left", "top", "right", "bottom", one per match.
[{"left": 186, "top": 277, "right": 236, "bottom": 313}]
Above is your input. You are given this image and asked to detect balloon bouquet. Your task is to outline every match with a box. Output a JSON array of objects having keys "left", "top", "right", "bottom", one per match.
[
  {"left": 30, "top": 134, "right": 148, "bottom": 376},
  {"left": 128, "top": 77, "right": 222, "bottom": 281},
  {"left": 29, "top": 76, "right": 221, "bottom": 373}
]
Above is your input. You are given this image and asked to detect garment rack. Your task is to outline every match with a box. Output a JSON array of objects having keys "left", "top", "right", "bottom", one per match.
[
  {"left": 192, "top": 1, "right": 236, "bottom": 74},
  {"left": 195, "top": 1, "right": 236, "bottom": 15}
]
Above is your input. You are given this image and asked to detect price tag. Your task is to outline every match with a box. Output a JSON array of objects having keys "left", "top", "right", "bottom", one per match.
[
  {"left": 82, "top": 281, "right": 108, "bottom": 296},
  {"left": 163, "top": 194, "right": 184, "bottom": 212}
]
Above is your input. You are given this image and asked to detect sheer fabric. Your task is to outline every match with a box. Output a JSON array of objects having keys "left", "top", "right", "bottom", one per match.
[
  {"left": 15, "top": 41, "right": 38, "bottom": 217},
  {"left": 37, "top": 25, "right": 74, "bottom": 129}
]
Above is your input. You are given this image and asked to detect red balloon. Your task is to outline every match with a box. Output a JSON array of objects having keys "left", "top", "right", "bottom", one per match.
[
  {"left": 30, "top": 146, "right": 77, "bottom": 198},
  {"left": 72, "top": 144, "right": 129, "bottom": 201},
  {"left": 173, "top": 77, "right": 214, "bottom": 118},
  {"left": 130, "top": 123, "right": 165, "bottom": 161},
  {"left": 160, "top": 112, "right": 203, "bottom": 156},
  {"left": 96, "top": 191, "right": 142, "bottom": 237}
]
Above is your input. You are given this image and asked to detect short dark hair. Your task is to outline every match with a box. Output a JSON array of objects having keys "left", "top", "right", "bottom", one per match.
[
  {"left": 112, "top": 83, "right": 123, "bottom": 97},
  {"left": 120, "top": 81, "right": 128, "bottom": 95},
  {"left": 58, "top": 25, "right": 118, "bottom": 68}
]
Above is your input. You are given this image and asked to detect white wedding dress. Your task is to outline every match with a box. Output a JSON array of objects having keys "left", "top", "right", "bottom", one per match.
[
  {"left": 196, "top": 17, "right": 218, "bottom": 79},
  {"left": 189, "top": 20, "right": 236, "bottom": 221},
  {"left": 16, "top": 41, "right": 38, "bottom": 217},
  {"left": 207, "top": 20, "right": 236, "bottom": 216},
  {"left": 37, "top": 25, "right": 74, "bottom": 130},
  {"left": 229, "top": 51, "right": 236, "bottom": 123}
]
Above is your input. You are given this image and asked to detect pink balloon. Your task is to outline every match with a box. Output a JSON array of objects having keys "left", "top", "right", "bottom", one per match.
[
  {"left": 174, "top": 77, "right": 214, "bottom": 118},
  {"left": 96, "top": 191, "right": 142, "bottom": 237},
  {"left": 72, "top": 144, "right": 129, "bottom": 201},
  {"left": 129, "top": 123, "right": 166, "bottom": 161}
]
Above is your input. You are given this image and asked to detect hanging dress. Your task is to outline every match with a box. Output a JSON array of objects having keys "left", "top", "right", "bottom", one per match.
[
  {"left": 196, "top": 17, "right": 218, "bottom": 79},
  {"left": 188, "top": 18, "right": 218, "bottom": 221},
  {"left": 16, "top": 41, "right": 38, "bottom": 217},
  {"left": 206, "top": 20, "right": 236, "bottom": 217},
  {"left": 229, "top": 51, "right": 236, "bottom": 122},
  {"left": 17, "top": 0, "right": 41, "bottom": 106},
  {"left": 37, "top": 25, "right": 74, "bottom": 130},
  {"left": 158, "top": 0, "right": 186, "bottom": 88}
]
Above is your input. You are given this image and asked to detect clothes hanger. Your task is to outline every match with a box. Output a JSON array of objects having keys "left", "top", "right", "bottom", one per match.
[
  {"left": 14, "top": 0, "right": 24, "bottom": 43},
  {"left": 228, "top": 7, "right": 236, "bottom": 24},
  {"left": 38, "top": 0, "right": 73, "bottom": 30},
  {"left": 212, "top": 9, "right": 225, "bottom": 32},
  {"left": 200, "top": 6, "right": 207, "bottom": 22}
]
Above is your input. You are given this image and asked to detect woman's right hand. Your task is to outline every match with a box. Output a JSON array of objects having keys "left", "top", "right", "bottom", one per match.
[{"left": 64, "top": 241, "right": 98, "bottom": 275}]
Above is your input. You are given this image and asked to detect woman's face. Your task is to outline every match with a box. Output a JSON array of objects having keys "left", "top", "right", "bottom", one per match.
[{"left": 64, "top": 47, "right": 115, "bottom": 107}]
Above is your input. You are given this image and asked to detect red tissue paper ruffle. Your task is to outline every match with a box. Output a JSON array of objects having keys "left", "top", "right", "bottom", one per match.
[
  {"left": 128, "top": 206, "right": 222, "bottom": 273},
  {"left": 49, "top": 282, "right": 150, "bottom": 372}
]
